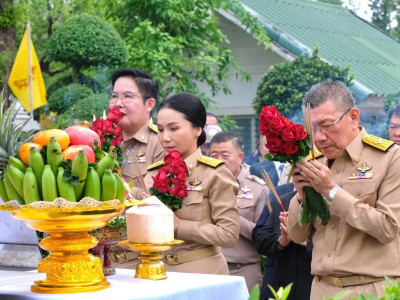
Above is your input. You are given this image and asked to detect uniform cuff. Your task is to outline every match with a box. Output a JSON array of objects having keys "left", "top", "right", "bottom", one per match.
[
  {"left": 329, "top": 188, "right": 352, "bottom": 218},
  {"left": 176, "top": 219, "right": 192, "bottom": 240}
]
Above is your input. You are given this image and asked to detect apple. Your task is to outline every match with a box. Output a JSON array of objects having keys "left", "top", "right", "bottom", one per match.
[
  {"left": 65, "top": 125, "right": 101, "bottom": 147},
  {"left": 62, "top": 145, "right": 96, "bottom": 163}
]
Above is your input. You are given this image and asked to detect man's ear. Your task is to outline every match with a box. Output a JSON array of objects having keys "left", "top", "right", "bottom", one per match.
[
  {"left": 145, "top": 98, "right": 156, "bottom": 113},
  {"left": 239, "top": 151, "right": 244, "bottom": 164}
]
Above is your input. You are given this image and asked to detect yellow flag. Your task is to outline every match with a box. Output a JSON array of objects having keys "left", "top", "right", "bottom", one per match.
[{"left": 8, "top": 25, "right": 47, "bottom": 112}]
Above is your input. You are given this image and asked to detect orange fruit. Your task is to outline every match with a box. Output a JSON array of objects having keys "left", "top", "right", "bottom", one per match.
[
  {"left": 18, "top": 142, "right": 43, "bottom": 166},
  {"left": 33, "top": 131, "right": 44, "bottom": 145},
  {"left": 40, "top": 129, "right": 70, "bottom": 150}
]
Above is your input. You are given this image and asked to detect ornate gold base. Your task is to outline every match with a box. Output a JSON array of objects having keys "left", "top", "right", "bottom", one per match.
[
  {"left": 118, "top": 240, "right": 183, "bottom": 280},
  {"left": 7, "top": 201, "right": 124, "bottom": 294}
]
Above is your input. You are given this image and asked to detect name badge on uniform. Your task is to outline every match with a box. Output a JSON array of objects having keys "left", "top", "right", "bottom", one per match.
[
  {"left": 348, "top": 161, "right": 374, "bottom": 180},
  {"left": 187, "top": 177, "right": 203, "bottom": 192}
]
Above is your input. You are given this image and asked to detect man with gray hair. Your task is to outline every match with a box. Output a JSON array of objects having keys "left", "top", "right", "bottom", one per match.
[{"left": 286, "top": 81, "right": 400, "bottom": 299}]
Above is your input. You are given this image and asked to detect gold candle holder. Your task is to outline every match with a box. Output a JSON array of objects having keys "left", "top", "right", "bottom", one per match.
[
  {"left": 118, "top": 240, "right": 184, "bottom": 280},
  {"left": 0, "top": 198, "right": 125, "bottom": 294}
]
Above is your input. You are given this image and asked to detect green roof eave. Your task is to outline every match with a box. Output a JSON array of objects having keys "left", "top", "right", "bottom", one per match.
[{"left": 229, "top": 4, "right": 373, "bottom": 101}]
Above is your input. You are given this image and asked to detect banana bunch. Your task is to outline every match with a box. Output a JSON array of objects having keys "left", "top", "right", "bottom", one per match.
[{"left": 0, "top": 139, "right": 125, "bottom": 204}]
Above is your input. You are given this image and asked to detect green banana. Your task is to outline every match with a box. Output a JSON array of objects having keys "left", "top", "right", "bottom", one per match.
[
  {"left": 0, "top": 180, "right": 9, "bottom": 202},
  {"left": 3, "top": 168, "right": 24, "bottom": 204},
  {"left": 8, "top": 165, "right": 25, "bottom": 199},
  {"left": 96, "top": 152, "right": 116, "bottom": 178},
  {"left": 71, "top": 150, "right": 88, "bottom": 200},
  {"left": 9, "top": 157, "right": 26, "bottom": 173},
  {"left": 57, "top": 167, "right": 76, "bottom": 202},
  {"left": 23, "top": 167, "right": 40, "bottom": 204},
  {"left": 42, "top": 165, "right": 58, "bottom": 202},
  {"left": 113, "top": 173, "right": 125, "bottom": 202},
  {"left": 84, "top": 167, "right": 101, "bottom": 201},
  {"left": 101, "top": 169, "right": 117, "bottom": 201},
  {"left": 29, "top": 147, "right": 45, "bottom": 199},
  {"left": 47, "top": 137, "right": 62, "bottom": 177}
]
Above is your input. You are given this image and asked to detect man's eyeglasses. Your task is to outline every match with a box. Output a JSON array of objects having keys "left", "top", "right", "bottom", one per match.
[
  {"left": 109, "top": 93, "right": 150, "bottom": 105},
  {"left": 312, "top": 108, "right": 351, "bottom": 134}
]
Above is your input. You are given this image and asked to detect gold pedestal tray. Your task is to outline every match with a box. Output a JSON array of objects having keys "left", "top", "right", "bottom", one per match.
[
  {"left": 118, "top": 240, "right": 184, "bottom": 280},
  {"left": 1, "top": 198, "right": 125, "bottom": 294}
]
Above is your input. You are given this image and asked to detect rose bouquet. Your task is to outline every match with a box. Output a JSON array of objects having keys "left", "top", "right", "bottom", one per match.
[
  {"left": 259, "top": 106, "right": 329, "bottom": 225},
  {"left": 91, "top": 108, "right": 124, "bottom": 165},
  {"left": 149, "top": 150, "right": 187, "bottom": 211}
]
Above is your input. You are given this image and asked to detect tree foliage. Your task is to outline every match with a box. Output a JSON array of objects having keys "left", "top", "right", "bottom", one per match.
[
  {"left": 252, "top": 48, "right": 354, "bottom": 121},
  {"left": 48, "top": 84, "right": 93, "bottom": 114},
  {"left": 369, "top": 0, "right": 398, "bottom": 32},
  {"left": 47, "top": 15, "right": 128, "bottom": 81},
  {"left": 104, "top": 0, "right": 270, "bottom": 106},
  {"left": 384, "top": 90, "right": 400, "bottom": 112},
  {"left": 55, "top": 93, "right": 109, "bottom": 128}
]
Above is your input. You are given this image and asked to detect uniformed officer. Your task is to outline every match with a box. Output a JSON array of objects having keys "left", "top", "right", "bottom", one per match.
[
  {"left": 109, "top": 68, "right": 165, "bottom": 268},
  {"left": 143, "top": 92, "right": 239, "bottom": 275},
  {"left": 209, "top": 131, "right": 266, "bottom": 291},
  {"left": 109, "top": 68, "right": 165, "bottom": 192},
  {"left": 388, "top": 103, "right": 400, "bottom": 145},
  {"left": 286, "top": 81, "right": 400, "bottom": 299}
]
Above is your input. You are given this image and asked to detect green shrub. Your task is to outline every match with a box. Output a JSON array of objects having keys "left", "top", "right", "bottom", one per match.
[
  {"left": 47, "top": 15, "right": 128, "bottom": 80},
  {"left": 252, "top": 48, "right": 354, "bottom": 122},
  {"left": 56, "top": 93, "right": 109, "bottom": 128},
  {"left": 384, "top": 90, "right": 400, "bottom": 112},
  {"left": 48, "top": 84, "right": 93, "bottom": 115}
]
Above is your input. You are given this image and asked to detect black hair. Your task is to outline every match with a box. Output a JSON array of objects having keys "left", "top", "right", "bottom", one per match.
[
  {"left": 111, "top": 68, "right": 158, "bottom": 103},
  {"left": 388, "top": 104, "right": 400, "bottom": 121},
  {"left": 206, "top": 112, "right": 219, "bottom": 123},
  {"left": 209, "top": 131, "right": 243, "bottom": 151},
  {"left": 303, "top": 80, "right": 355, "bottom": 112},
  {"left": 158, "top": 92, "right": 206, "bottom": 147}
]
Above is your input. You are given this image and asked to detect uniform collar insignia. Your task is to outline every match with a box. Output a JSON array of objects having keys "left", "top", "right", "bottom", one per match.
[{"left": 356, "top": 162, "right": 372, "bottom": 173}]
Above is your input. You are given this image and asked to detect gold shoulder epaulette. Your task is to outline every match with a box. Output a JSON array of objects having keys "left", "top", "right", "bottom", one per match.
[
  {"left": 198, "top": 156, "right": 224, "bottom": 168},
  {"left": 251, "top": 175, "right": 266, "bottom": 185},
  {"left": 306, "top": 148, "right": 323, "bottom": 161},
  {"left": 148, "top": 123, "right": 158, "bottom": 133},
  {"left": 362, "top": 135, "right": 394, "bottom": 152},
  {"left": 147, "top": 161, "right": 164, "bottom": 171}
]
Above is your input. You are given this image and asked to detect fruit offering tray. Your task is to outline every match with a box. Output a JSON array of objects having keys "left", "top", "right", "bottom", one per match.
[{"left": 0, "top": 197, "right": 128, "bottom": 294}]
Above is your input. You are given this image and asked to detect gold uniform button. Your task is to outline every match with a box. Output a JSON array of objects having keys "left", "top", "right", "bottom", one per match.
[
  {"left": 140, "top": 135, "right": 145, "bottom": 140},
  {"left": 189, "top": 164, "right": 194, "bottom": 170},
  {"left": 353, "top": 155, "right": 359, "bottom": 162}
]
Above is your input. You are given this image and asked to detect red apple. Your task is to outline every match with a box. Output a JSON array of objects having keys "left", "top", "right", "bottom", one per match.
[
  {"left": 62, "top": 145, "right": 96, "bottom": 163},
  {"left": 65, "top": 125, "right": 101, "bottom": 147}
]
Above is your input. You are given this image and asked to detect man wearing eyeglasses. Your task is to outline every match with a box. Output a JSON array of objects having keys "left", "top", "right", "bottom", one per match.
[
  {"left": 110, "top": 68, "right": 165, "bottom": 268},
  {"left": 110, "top": 68, "right": 165, "bottom": 192},
  {"left": 388, "top": 104, "right": 400, "bottom": 145},
  {"left": 286, "top": 81, "right": 400, "bottom": 299}
]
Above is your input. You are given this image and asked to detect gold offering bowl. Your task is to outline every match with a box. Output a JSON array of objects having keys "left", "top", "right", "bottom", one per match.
[
  {"left": 118, "top": 240, "right": 184, "bottom": 280},
  {"left": 0, "top": 198, "right": 125, "bottom": 294}
]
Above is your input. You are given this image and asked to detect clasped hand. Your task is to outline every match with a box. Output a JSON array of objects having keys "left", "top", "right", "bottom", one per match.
[{"left": 292, "top": 159, "right": 336, "bottom": 202}]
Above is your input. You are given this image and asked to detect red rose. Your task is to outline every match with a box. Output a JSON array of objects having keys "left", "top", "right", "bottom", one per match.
[
  {"left": 282, "top": 124, "right": 304, "bottom": 142},
  {"left": 102, "top": 120, "right": 114, "bottom": 134},
  {"left": 169, "top": 184, "right": 187, "bottom": 198},
  {"left": 111, "top": 135, "right": 123, "bottom": 146},
  {"left": 266, "top": 134, "right": 282, "bottom": 154},
  {"left": 281, "top": 142, "right": 299, "bottom": 155},
  {"left": 92, "top": 119, "right": 104, "bottom": 132},
  {"left": 259, "top": 106, "right": 280, "bottom": 124},
  {"left": 164, "top": 150, "right": 181, "bottom": 165},
  {"left": 107, "top": 109, "right": 124, "bottom": 124},
  {"left": 100, "top": 135, "right": 106, "bottom": 142},
  {"left": 113, "top": 125, "right": 123, "bottom": 137},
  {"left": 294, "top": 124, "right": 307, "bottom": 140},
  {"left": 259, "top": 121, "right": 270, "bottom": 136},
  {"left": 152, "top": 168, "right": 170, "bottom": 193},
  {"left": 269, "top": 116, "right": 288, "bottom": 135}
]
